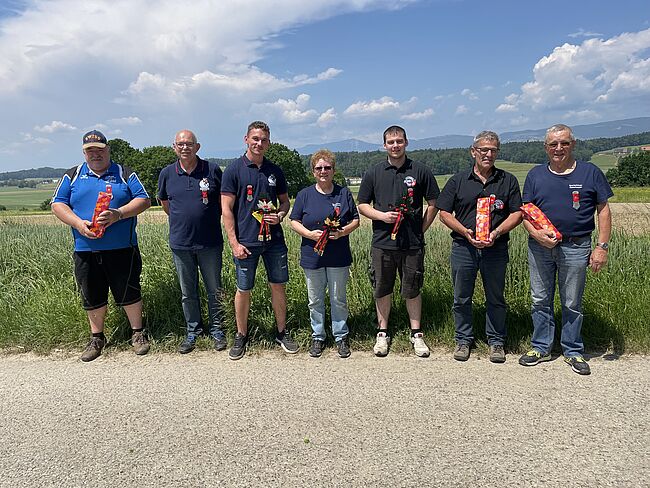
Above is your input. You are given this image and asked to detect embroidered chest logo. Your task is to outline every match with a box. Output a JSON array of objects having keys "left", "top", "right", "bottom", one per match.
[
  {"left": 404, "top": 176, "right": 416, "bottom": 187},
  {"left": 268, "top": 174, "right": 277, "bottom": 187}
]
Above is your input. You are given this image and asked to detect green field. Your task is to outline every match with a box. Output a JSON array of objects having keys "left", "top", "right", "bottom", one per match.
[
  {"left": 1, "top": 215, "right": 648, "bottom": 355},
  {"left": 0, "top": 182, "right": 56, "bottom": 209}
]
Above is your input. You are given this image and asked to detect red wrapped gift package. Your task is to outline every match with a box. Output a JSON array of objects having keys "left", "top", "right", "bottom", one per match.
[
  {"left": 89, "top": 185, "right": 112, "bottom": 238},
  {"left": 475, "top": 196, "right": 492, "bottom": 242},
  {"left": 520, "top": 202, "right": 562, "bottom": 240}
]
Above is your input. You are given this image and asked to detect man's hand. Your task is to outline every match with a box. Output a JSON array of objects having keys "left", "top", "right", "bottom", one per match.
[
  {"left": 329, "top": 229, "right": 344, "bottom": 240},
  {"left": 529, "top": 228, "right": 559, "bottom": 249},
  {"left": 590, "top": 247, "right": 608, "bottom": 273},
  {"left": 462, "top": 228, "right": 487, "bottom": 248},
  {"left": 263, "top": 213, "right": 281, "bottom": 225},
  {"left": 231, "top": 242, "right": 251, "bottom": 260},
  {"left": 96, "top": 208, "right": 121, "bottom": 227},
  {"left": 75, "top": 220, "right": 98, "bottom": 239},
  {"left": 381, "top": 211, "right": 400, "bottom": 224},
  {"left": 307, "top": 229, "right": 324, "bottom": 241}
]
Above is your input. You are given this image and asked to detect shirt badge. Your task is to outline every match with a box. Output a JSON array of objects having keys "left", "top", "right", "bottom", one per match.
[
  {"left": 246, "top": 184, "right": 254, "bottom": 202},
  {"left": 199, "top": 178, "right": 210, "bottom": 205},
  {"left": 404, "top": 176, "right": 417, "bottom": 187},
  {"left": 268, "top": 174, "right": 277, "bottom": 187},
  {"left": 572, "top": 190, "right": 580, "bottom": 210}
]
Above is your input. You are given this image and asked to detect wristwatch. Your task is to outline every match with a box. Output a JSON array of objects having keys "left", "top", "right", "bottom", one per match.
[{"left": 596, "top": 242, "right": 609, "bottom": 251}]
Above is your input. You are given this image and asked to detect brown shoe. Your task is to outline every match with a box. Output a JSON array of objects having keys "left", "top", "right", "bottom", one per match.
[
  {"left": 132, "top": 330, "right": 150, "bottom": 356},
  {"left": 489, "top": 344, "right": 506, "bottom": 363},
  {"left": 81, "top": 336, "right": 105, "bottom": 362},
  {"left": 453, "top": 343, "right": 470, "bottom": 361}
]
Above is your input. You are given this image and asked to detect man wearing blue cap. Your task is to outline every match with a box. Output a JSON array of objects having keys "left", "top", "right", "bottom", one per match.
[{"left": 52, "top": 130, "right": 151, "bottom": 362}]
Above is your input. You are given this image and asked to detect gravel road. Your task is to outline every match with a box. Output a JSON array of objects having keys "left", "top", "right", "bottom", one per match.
[{"left": 1, "top": 351, "right": 648, "bottom": 487}]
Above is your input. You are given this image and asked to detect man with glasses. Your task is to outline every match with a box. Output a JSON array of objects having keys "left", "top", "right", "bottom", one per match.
[
  {"left": 357, "top": 125, "right": 440, "bottom": 357},
  {"left": 519, "top": 124, "right": 612, "bottom": 375},
  {"left": 221, "top": 121, "right": 298, "bottom": 360},
  {"left": 157, "top": 130, "right": 227, "bottom": 353},
  {"left": 437, "top": 131, "right": 522, "bottom": 363}
]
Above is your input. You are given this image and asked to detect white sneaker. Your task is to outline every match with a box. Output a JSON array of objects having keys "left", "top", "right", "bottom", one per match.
[
  {"left": 373, "top": 332, "right": 390, "bottom": 357},
  {"left": 411, "top": 332, "right": 430, "bottom": 358}
]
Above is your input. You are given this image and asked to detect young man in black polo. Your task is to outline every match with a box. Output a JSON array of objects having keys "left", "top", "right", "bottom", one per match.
[
  {"left": 357, "top": 125, "right": 440, "bottom": 357},
  {"left": 437, "top": 131, "right": 522, "bottom": 363}
]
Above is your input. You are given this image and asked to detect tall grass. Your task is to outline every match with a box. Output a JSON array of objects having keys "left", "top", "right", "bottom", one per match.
[{"left": 1, "top": 218, "right": 648, "bottom": 354}]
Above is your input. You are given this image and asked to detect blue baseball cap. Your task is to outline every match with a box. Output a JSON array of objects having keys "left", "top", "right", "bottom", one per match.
[{"left": 82, "top": 130, "right": 107, "bottom": 149}]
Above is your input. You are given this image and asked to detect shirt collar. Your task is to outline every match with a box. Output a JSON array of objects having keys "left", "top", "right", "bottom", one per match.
[
  {"left": 82, "top": 161, "right": 118, "bottom": 178},
  {"left": 175, "top": 157, "right": 205, "bottom": 175},
  {"left": 383, "top": 157, "right": 412, "bottom": 171},
  {"left": 467, "top": 165, "right": 501, "bottom": 183}
]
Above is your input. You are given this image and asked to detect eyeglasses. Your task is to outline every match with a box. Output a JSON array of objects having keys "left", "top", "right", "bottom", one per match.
[
  {"left": 174, "top": 142, "right": 195, "bottom": 148},
  {"left": 473, "top": 147, "right": 498, "bottom": 155},
  {"left": 545, "top": 141, "right": 572, "bottom": 149},
  {"left": 314, "top": 165, "right": 333, "bottom": 172}
]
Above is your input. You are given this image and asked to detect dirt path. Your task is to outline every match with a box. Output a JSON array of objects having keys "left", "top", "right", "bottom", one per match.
[{"left": 0, "top": 352, "right": 648, "bottom": 487}]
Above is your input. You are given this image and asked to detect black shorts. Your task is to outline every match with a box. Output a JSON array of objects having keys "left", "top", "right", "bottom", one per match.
[
  {"left": 73, "top": 247, "right": 143, "bottom": 310},
  {"left": 369, "top": 247, "right": 424, "bottom": 299}
]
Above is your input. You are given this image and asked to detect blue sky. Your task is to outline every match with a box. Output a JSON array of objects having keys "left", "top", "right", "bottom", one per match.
[{"left": 0, "top": 0, "right": 649, "bottom": 171}]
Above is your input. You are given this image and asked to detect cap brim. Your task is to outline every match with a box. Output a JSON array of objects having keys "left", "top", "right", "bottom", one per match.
[{"left": 83, "top": 142, "right": 107, "bottom": 149}]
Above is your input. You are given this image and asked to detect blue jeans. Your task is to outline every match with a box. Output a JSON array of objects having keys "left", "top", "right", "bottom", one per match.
[
  {"left": 451, "top": 240, "right": 509, "bottom": 346},
  {"left": 303, "top": 266, "right": 350, "bottom": 342},
  {"left": 528, "top": 237, "right": 591, "bottom": 357},
  {"left": 171, "top": 246, "right": 225, "bottom": 340},
  {"left": 233, "top": 243, "right": 289, "bottom": 291}
]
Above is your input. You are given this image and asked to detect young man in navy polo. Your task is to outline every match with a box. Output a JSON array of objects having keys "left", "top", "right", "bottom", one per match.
[
  {"left": 357, "top": 125, "right": 440, "bottom": 357},
  {"left": 158, "top": 129, "right": 227, "bottom": 354},
  {"left": 437, "top": 131, "right": 523, "bottom": 363},
  {"left": 221, "top": 121, "right": 299, "bottom": 360},
  {"left": 52, "top": 130, "right": 151, "bottom": 362}
]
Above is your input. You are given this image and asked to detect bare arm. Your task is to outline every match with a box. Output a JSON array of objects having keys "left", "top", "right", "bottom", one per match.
[
  {"left": 51, "top": 202, "right": 97, "bottom": 239},
  {"left": 221, "top": 192, "right": 250, "bottom": 259},
  {"left": 358, "top": 203, "right": 399, "bottom": 224},
  {"left": 289, "top": 219, "right": 322, "bottom": 241},
  {"left": 160, "top": 200, "right": 170, "bottom": 216},
  {"left": 522, "top": 219, "right": 558, "bottom": 249},
  {"left": 95, "top": 197, "right": 151, "bottom": 227},
  {"left": 422, "top": 198, "right": 439, "bottom": 233},
  {"left": 482, "top": 210, "right": 523, "bottom": 247},
  {"left": 438, "top": 209, "right": 484, "bottom": 248},
  {"left": 590, "top": 202, "right": 612, "bottom": 272}
]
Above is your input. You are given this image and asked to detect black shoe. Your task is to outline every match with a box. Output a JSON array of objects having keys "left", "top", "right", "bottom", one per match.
[
  {"left": 229, "top": 333, "right": 248, "bottom": 360},
  {"left": 309, "top": 339, "right": 325, "bottom": 357},
  {"left": 275, "top": 330, "right": 299, "bottom": 354},
  {"left": 337, "top": 337, "right": 351, "bottom": 358},
  {"left": 518, "top": 349, "right": 551, "bottom": 366},
  {"left": 178, "top": 337, "right": 196, "bottom": 354},
  {"left": 564, "top": 356, "right": 591, "bottom": 375},
  {"left": 213, "top": 335, "right": 227, "bottom": 351}
]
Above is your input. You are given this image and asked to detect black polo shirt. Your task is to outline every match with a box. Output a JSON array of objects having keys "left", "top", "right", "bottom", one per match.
[
  {"left": 436, "top": 166, "right": 522, "bottom": 244},
  {"left": 157, "top": 157, "right": 224, "bottom": 250},
  {"left": 357, "top": 157, "right": 440, "bottom": 250},
  {"left": 221, "top": 155, "right": 288, "bottom": 247}
]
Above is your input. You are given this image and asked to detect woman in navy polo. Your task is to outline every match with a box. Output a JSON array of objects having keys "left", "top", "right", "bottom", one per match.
[{"left": 289, "top": 150, "right": 360, "bottom": 358}]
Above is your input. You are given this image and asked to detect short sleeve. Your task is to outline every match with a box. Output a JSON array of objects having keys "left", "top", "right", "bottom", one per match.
[
  {"left": 157, "top": 167, "right": 169, "bottom": 201},
  {"left": 220, "top": 161, "right": 239, "bottom": 195},
  {"left": 52, "top": 173, "right": 72, "bottom": 205},
  {"left": 357, "top": 168, "right": 374, "bottom": 204},
  {"left": 435, "top": 175, "right": 458, "bottom": 213},
  {"left": 289, "top": 189, "right": 306, "bottom": 221},
  {"left": 128, "top": 172, "right": 150, "bottom": 199}
]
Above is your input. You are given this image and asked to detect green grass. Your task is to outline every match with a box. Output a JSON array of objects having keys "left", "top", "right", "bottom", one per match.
[
  {"left": 1, "top": 216, "right": 648, "bottom": 355},
  {"left": 0, "top": 182, "right": 57, "bottom": 209},
  {"left": 590, "top": 152, "right": 619, "bottom": 173},
  {"left": 609, "top": 187, "right": 650, "bottom": 203}
]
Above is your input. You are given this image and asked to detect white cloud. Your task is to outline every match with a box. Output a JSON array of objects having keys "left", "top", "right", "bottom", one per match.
[
  {"left": 568, "top": 28, "right": 603, "bottom": 39},
  {"left": 342, "top": 96, "right": 418, "bottom": 117},
  {"left": 401, "top": 108, "right": 434, "bottom": 121},
  {"left": 455, "top": 105, "right": 469, "bottom": 115},
  {"left": 107, "top": 116, "right": 142, "bottom": 126},
  {"left": 498, "top": 28, "right": 650, "bottom": 116},
  {"left": 33, "top": 121, "right": 77, "bottom": 133},
  {"left": 562, "top": 109, "right": 602, "bottom": 122},
  {"left": 21, "top": 132, "right": 52, "bottom": 144},
  {"left": 461, "top": 88, "right": 478, "bottom": 100},
  {"left": 317, "top": 108, "right": 337, "bottom": 127},
  {"left": 254, "top": 93, "right": 318, "bottom": 124}
]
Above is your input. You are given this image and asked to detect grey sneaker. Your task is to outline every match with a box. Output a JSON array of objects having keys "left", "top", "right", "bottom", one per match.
[
  {"left": 373, "top": 332, "right": 390, "bottom": 357},
  {"left": 81, "top": 336, "right": 105, "bottom": 362},
  {"left": 131, "top": 330, "right": 150, "bottom": 356},
  {"left": 309, "top": 339, "right": 325, "bottom": 358},
  {"left": 564, "top": 356, "right": 591, "bottom": 375},
  {"left": 489, "top": 344, "right": 505, "bottom": 363},
  {"left": 410, "top": 332, "right": 430, "bottom": 358},
  {"left": 337, "top": 337, "right": 351, "bottom": 358},
  {"left": 213, "top": 335, "right": 227, "bottom": 351},
  {"left": 229, "top": 333, "right": 248, "bottom": 360},
  {"left": 178, "top": 337, "right": 196, "bottom": 354},
  {"left": 276, "top": 330, "right": 299, "bottom": 354},
  {"left": 453, "top": 343, "right": 470, "bottom": 361},
  {"left": 518, "top": 349, "right": 551, "bottom": 366}
]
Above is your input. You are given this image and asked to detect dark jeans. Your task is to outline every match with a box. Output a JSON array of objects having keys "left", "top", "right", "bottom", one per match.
[{"left": 450, "top": 240, "right": 509, "bottom": 346}]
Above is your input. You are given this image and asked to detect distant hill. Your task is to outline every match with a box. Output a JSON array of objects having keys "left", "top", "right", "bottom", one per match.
[
  {"left": 0, "top": 166, "right": 67, "bottom": 181},
  {"left": 293, "top": 117, "right": 650, "bottom": 154}
]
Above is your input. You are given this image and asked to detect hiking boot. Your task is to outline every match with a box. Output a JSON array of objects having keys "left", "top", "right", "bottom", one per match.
[
  {"left": 229, "top": 333, "right": 248, "bottom": 360},
  {"left": 373, "top": 332, "right": 390, "bottom": 357},
  {"left": 489, "top": 344, "right": 506, "bottom": 363},
  {"left": 275, "top": 330, "right": 299, "bottom": 354},
  {"left": 453, "top": 343, "right": 470, "bottom": 361},
  {"left": 213, "top": 335, "right": 227, "bottom": 351},
  {"left": 81, "top": 336, "right": 105, "bottom": 362},
  {"left": 518, "top": 349, "right": 551, "bottom": 366},
  {"left": 131, "top": 330, "right": 150, "bottom": 356},
  {"left": 337, "top": 337, "right": 351, "bottom": 359},
  {"left": 309, "top": 339, "right": 325, "bottom": 358},
  {"left": 178, "top": 337, "right": 196, "bottom": 354},
  {"left": 564, "top": 356, "right": 591, "bottom": 375},
  {"left": 410, "top": 332, "right": 430, "bottom": 358}
]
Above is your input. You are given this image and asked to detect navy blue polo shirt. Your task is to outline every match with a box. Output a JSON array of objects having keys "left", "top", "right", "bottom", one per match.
[
  {"left": 436, "top": 166, "right": 522, "bottom": 244},
  {"left": 290, "top": 184, "right": 359, "bottom": 269},
  {"left": 52, "top": 161, "right": 149, "bottom": 251},
  {"left": 357, "top": 157, "right": 440, "bottom": 250},
  {"left": 221, "top": 155, "right": 288, "bottom": 247},
  {"left": 522, "top": 161, "right": 613, "bottom": 238},
  {"left": 157, "top": 157, "right": 223, "bottom": 250}
]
